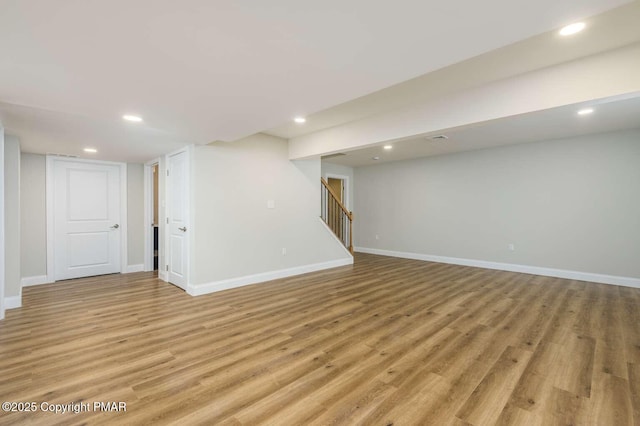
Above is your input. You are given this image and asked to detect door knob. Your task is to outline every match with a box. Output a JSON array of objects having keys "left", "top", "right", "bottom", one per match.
[
  {"left": 178, "top": 227, "right": 187, "bottom": 232},
  {"left": 110, "top": 224, "right": 120, "bottom": 229}
]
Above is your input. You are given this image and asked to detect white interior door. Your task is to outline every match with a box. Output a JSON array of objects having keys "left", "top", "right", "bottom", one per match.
[
  {"left": 53, "top": 159, "right": 122, "bottom": 280},
  {"left": 166, "top": 150, "right": 189, "bottom": 289}
]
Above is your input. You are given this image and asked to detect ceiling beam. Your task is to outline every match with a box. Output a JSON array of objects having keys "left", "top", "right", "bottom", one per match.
[{"left": 289, "top": 43, "right": 640, "bottom": 160}]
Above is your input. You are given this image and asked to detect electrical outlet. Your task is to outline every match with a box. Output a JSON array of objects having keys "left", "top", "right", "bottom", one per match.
[
  {"left": 508, "top": 243, "right": 515, "bottom": 251},
  {"left": 282, "top": 248, "right": 287, "bottom": 255},
  {"left": 375, "top": 234, "right": 380, "bottom": 240},
  {"left": 267, "top": 200, "right": 275, "bottom": 209}
]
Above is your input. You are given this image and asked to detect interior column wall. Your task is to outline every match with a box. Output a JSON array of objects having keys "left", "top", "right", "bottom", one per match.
[
  {"left": 4, "top": 135, "right": 21, "bottom": 307},
  {"left": 189, "top": 133, "right": 352, "bottom": 290}
]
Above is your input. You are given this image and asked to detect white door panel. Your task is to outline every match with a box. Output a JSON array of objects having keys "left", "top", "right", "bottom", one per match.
[
  {"left": 167, "top": 150, "right": 189, "bottom": 289},
  {"left": 68, "top": 232, "right": 110, "bottom": 267},
  {"left": 170, "top": 235, "right": 184, "bottom": 275},
  {"left": 53, "top": 160, "right": 121, "bottom": 280},
  {"left": 68, "top": 169, "right": 110, "bottom": 220}
]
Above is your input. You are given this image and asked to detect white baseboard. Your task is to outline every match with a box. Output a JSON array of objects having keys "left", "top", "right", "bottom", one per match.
[
  {"left": 158, "top": 270, "right": 168, "bottom": 282},
  {"left": 21, "top": 275, "right": 51, "bottom": 287},
  {"left": 355, "top": 247, "right": 640, "bottom": 289},
  {"left": 4, "top": 295, "right": 21, "bottom": 309},
  {"left": 187, "top": 258, "right": 354, "bottom": 296},
  {"left": 124, "top": 264, "right": 144, "bottom": 274}
]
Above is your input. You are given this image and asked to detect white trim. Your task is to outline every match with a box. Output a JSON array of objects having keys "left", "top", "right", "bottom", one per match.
[
  {"left": 120, "top": 164, "right": 128, "bottom": 275},
  {"left": 0, "top": 127, "right": 5, "bottom": 320},
  {"left": 187, "top": 258, "right": 354, "bottom": 296},
  {"left": 143, "top": 158, "right": 160, "bottom": 272},
  {"left": 159, "top": 270, "right": 168, "bottom": 282},
  {"left": 45, "top": 156, "right": 53, "bottom": 284},
  {"left": 21, "top": 275, "right": 51, "bottom": 287},
  {"left": 125, "top": 264, "right": 145, "bottom": 273},
  {"left": 46, "top": 156, "right": 129, "bottom": 283},
  {"left": 4, "top": 295, "right": 21, "bottom": 310},
  {"left": 355, "top": 247, "right": 640, "bottom": 289},
  {"left": 319, "top": 218, "right": 353, "bottom": 258},
  {"left": 143, "top": 162, "right": 151, "bottom": 271}
]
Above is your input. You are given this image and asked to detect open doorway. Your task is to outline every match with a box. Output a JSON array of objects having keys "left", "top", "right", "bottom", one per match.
[
  {"left": 327, "top": 177, "right": 344, "bottom": 236},
  {"left": 144, "top": 159, "right": 161, "bottom": 273},
  {"left": 327, "top": 177, "right": 343, "bottom": 202},
  {"left": 323, "top": 169, "right": 351, "bottom": 211},
  {"left": 325, "top": 173, "right": 350, "bottom": 209},
  {"left": 152, "top": 164, "right": 159, "bottom": 270},
  {"left": 323, "top": 173, "right": 351, "bottom": 247}
]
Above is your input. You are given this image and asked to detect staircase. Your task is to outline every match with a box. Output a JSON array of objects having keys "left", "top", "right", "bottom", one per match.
[{"left": 320, "top": 178, "right": 353, "bottom": 254}]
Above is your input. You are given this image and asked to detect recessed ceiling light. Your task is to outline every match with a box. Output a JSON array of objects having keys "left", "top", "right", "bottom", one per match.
[
  {"left": 577, "top": 108, "right": 594, "bottom": 115},
  {"left": 559, "top": 22, "right": 586, "bottom": 36},
  {"left": 84, "top": 148, "right": 97, "bottom": 153},
  {"left": 123, "top": 115, "right": 143, "bottom": 122},
  {"left": 383, "top": 145, "right": 392, "bottom": 150},
  {"left": 372, "top": 156, "right": 380, "bottom": 161},
  {"left": 294, "top": 117, "right": 306, "bottom": 124}
]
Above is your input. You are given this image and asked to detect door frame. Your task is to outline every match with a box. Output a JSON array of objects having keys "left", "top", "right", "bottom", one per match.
[
  {"left": 0, "top": 128, "right": 5, "bottom": 320},
  {"left": 164, "top": 146, "right": 192, "bottom": 288},
  {"left": 324, "top": 173, "right": 350, "bottom": 210},
  {"left": 45, "top": 156, "right": 128, "bottom": 283},
  {"left": 143, "top": 158, "right": 161, "bottom": 272}
]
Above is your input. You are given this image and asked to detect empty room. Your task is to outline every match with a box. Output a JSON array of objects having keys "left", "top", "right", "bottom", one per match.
[{"left": 1, "top": 1, "right": 640, "bottom": 425}]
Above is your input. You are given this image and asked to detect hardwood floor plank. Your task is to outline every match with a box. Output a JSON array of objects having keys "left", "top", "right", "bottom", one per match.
[
  {"left": 628, "top": 363, "right": 640, "bottom": 426},
  {"left": 456, "top": 345, "right": 532, "bottom": 425},
  {"left": 0, "top": 253, "right": 638, "bottom": 425},
  {"left": 495, "top": 403, "right": 542, "bottom": 426},
  {"left": 619, "top": 297, "right": 640, "bottom": 366},
  {"left": 589, "top": 372, "right": 634, "bottom": 425},
  {"left": 367, "top": 372, "right": 449, "bottom": 426},
  {"left": 235, "top": 343, "right": 375, "bottom": 425},
  {"left": 544, "top": 386, "right": 591, "bottom": 426}
]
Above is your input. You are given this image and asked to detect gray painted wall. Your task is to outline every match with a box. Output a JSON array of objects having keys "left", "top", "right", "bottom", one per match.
[
  {"left": 354, "top": 128, "right": 640, "bottom": 279},
  {"left": 190, "top": 134, "right": 351, "bottom": 285},
  {"left": 20, "top": 153, "right": 46, "bottom": 278},
  {"left": 4, "top": 136, "right": 21, "bottom": 299},
  {"left": 127, "top": 163, "right": 144, "bottom": 266}
]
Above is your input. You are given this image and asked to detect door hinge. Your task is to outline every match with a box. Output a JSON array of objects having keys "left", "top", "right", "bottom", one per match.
[
  {"left": 167, "top": 169, "right": 169, "bottom": 176},
  {"left": 166, "top": 265, "right": 169, "bottom": 271},
  {"left": 166, "top": 217, "right": 169, "bottom": 224}
]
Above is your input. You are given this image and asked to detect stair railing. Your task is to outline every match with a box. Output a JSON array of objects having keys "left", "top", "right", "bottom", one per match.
[{"left": 320, "top": 178, "right": 353, "bottom": 254}]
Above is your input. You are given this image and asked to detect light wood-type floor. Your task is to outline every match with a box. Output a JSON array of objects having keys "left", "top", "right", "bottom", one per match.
[{"left": 1, "top": 253, "right": 639, "bottom": 425}]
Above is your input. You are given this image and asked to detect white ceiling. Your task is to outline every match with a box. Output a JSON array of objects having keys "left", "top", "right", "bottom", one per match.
[
  {"left": 268, "top": 2, "right": 640, "bottom": 140},
  {"left": 0, "top": 101, "right": 185, "bottom": 163},
  {"left": 0, "top": 0, "right": 631, "bottom": 162},
  {"left": 323, "top": 94, "right": 640, "bottom": 168}
]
